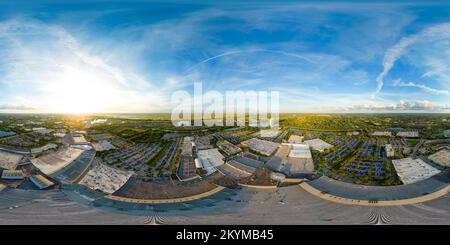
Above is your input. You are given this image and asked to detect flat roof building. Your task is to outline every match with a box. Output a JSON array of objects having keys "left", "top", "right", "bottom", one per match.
[
  {"left": 72, "top": 135, "right": 89, "bottom": 145},
  {"left": 182, "top": 142, "right": 194, "bottom": 157},
  {"left": 304, "top": 138, "right": 333, "bottom": 152},
  {"left": 92, "top": 140, "right": 115, "bottom": 152},
  {"left": 288, "top": 143, "right": 312, "bottom": 159},
  {"left": 32, "top": 128, "right": 53, "bottom": 134},
  {"left": 0, "top": 150, "right": 23, "bottom": 170},
  {"left": 31, "top": 147, "right": 84, "bottom": 175},
  {"left": 30, "top": 175, "right": 54, "bottom": 189},
  {"left": 197, "top": 148, "right": 225, "bottom": 175},
  {"left": 1, "top": 170, "right": 24, "bottom": 180},
  {"left": 259, "top": 129, "right": 280, "bottom": 138},
  {"left": 266, "top": 143, "right": 314, "bottom": 176},
  {"left": 347, "top": 131, "right": 360, "bottom": 136},
  {"left": 178, "top": 140, "right": 198, "bottom": 181},
  {"left": 397, "top": 131, "right": 419, "bottom": 138},
  {"left": 217, "top": 140, "right": 242, "bottom": 156},
  {"left": 79, "top": 164, "right": 133, "bottom": 194},
  {"left": 372, "top": 131, "right": 392, "bottom": 137},
  {"left": 31, "top": 143, "right": 58, "bottom": 154},
  {"left": 428, "top": 149, "right": 450, "bottom": 168},
  {"left": 392, "top": 157, "right": 440, "bottom": 185},
  {"left": 241, "top": 138, "right": 279, "bottom": 156},
  {"left": 288, "top": 135, "right": 304, "bottom": 143}
]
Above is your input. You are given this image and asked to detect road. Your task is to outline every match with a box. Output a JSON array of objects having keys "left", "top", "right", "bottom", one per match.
[
  {"left": 1, "top": 185, "right": 449, "bottom": 225},
  {"left": 412, "top": 139, "right": 425, "bottom": 157}
]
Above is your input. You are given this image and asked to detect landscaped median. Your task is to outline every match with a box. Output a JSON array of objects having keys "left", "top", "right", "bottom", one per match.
[
  {"left": 299, "top": 181, "right": 450, "bottom": 206},
  {"left": 104, "top": 185, "right": 225, "bottom": 204}
]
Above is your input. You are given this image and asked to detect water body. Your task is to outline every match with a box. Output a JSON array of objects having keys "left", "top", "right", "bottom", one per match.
[
  {"left": 432, "top": 129, "right": 450, "bottom": 138},
  {"left": 386, "top": 127, "right": 404, "bottom": 131},
  {"left": 0, "top": 131, "right": 15, "bottom": 137},
  {"left": 444, "top": 129, "right": 450, "bottom": 137}
]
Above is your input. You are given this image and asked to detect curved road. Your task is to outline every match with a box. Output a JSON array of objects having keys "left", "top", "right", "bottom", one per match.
[{"left": 0, "top": 185, "right": 449, "bottom": 224}]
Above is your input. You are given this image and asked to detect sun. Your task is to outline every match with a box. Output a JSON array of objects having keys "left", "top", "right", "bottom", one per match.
[{"left": 40, "top": 66, "right": 120, "bottom": 114}]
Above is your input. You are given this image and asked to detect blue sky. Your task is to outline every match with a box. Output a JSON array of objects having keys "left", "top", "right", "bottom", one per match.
[{"left": 0, "top": 0, "right": 449, "bottom": 113}]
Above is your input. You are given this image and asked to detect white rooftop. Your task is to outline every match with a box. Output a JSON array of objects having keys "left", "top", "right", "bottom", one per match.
[
  {"left": 304, "top": 138, "right": 333, "bottom": 152},
  {"left": 79, "top": 164, "right": 133, "bottom": 194},
  {"left": 0, "top": 150, "right": 23, "bottom": 170},
  {"left": 428, "top": 149, "right": 450, "bottom": 167},
  {"left": 197, "top": 148, "right": 225, "bottom": 175},
  {"left": 372, "top": 131, "right": 392, "bottom": 136},
  {"left": 397, "top": 131, "right": 419, "bottom": 137},
  {"left": 92, "top": 140, "right": 115, "bottom": 152},
  {"left": 392, "top": 157, "right": 440, "bottom": 185},
  {"left": 288, "top": 135, "right": 304, "bottom": 143},
  {"left": 31, "top": 147, "right": 84, "bottom": 175},
  {"left": 241, "top": 138, "right": 279, "bottom": 156},
  {"left": 259, "top": 129, "right": 280, "bottom": 138},
  {"left": 285, "top": 143, "right": 312, "bottom": 159}
]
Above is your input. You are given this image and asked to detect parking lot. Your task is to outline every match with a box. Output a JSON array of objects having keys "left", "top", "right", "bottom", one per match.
[{"left": 103, "top": 143, "right": 161, "bottom": 173}]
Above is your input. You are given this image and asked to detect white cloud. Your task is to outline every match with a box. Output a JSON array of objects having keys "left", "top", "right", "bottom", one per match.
[
  {"left": 347, "top": 99, "right": 441, "bottom": 111},
  {"left": 392, "top": 79, "right": 449, "bottom": 94},
  {"left": 375, "top": 23, "right": 450, "bottom": 95},
  {"left": 0, "top": 18, "right": 169, "bottom": 113},
  {"left": 0, "top": 5, "right": 446, "bottom": 114},
  {"left": 0, "top": 104, "right": 33, "bottom": 111}
]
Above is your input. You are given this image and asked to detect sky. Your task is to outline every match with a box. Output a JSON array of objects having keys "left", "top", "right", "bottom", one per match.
[{"left": 0, "top": 0, "right": 449, "bottom": 113}]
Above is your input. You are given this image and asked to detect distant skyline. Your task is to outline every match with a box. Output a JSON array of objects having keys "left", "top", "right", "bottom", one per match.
[{"left": 0, "top": 1, "right": 449, "bottom": 114}]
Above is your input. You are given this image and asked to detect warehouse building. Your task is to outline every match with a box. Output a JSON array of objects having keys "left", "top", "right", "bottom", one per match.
[
  {"left": 196, "top": 148, "right": 225, "bottom": 175},
  {"left": 30, "top": 175, "right": 54, "bottom": 189},
  {"left": 372, "top": 131, "right": 392, "bottom": 137},
  {"left": 79, "top": 164, "right": 133, "bottom": 194},
  {"left": 241, "top": 138, "right": 279, "bottom": 156},
  {"left": 1, "top": 170, "right": 24, "bottom": 180},
  {"left": 288, "top": 135, "right": 304, "bottom": 143},
  {"left": 304, "top": 138, "right": 333, "bottom": 152},
  {"left": 92, "top": 140, "right": 115, "bottom": 152},
  {"left": 266, "top": 143, "right": 314, "bottom": 176},
  {"left": 397, "top": 131, "right": 419, "bottom": 138},
  {"left": 428, "top": 149, "right": 450, "bottom": 168},
  {"left": 392, "top": 157, "right": 440, "bottom": 185}
]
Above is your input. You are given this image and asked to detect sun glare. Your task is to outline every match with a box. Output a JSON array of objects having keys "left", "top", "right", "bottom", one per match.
[{"left": 41, "top": 66, "right": 120, "bottom": 114}]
